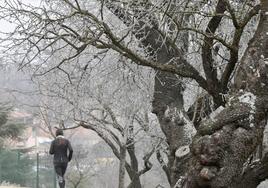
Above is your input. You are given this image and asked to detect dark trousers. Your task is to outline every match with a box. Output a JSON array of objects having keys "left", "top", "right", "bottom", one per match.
[{"left": 54, "top": 162, "right": 68, "bottom": 188}]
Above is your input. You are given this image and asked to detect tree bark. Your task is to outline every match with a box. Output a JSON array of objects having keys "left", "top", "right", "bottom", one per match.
[
  {"left": 118, "top": 145, "right": 127, "bottom": 188},
  {"left": 232, "top": 153, "right": 268, "bottom": 188},
  {"left": 105, "top": 2, "right": 192, "bottom": 186},
  {"left": 183, "top": 1, "right": 268, "bottom": 187},
  {"left": 126, "top": 121, "right": 142, "bottom": 188}
]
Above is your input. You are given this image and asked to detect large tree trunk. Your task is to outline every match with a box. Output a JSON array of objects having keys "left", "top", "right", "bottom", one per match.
[
  {"left": 110, "top": 2, "right": 191, "bottom": 185},
  {"left": 102, "top": 1, "right": 203, "bottom": 186},
  {"left": 145, "top": 5, "right": 192, "bottom": 187},
  {"left": 152, "top": 64, "right": 188, "bottom": 187},
  {"left": 183, "top": 1, "right": 268, "bottom": 187}
]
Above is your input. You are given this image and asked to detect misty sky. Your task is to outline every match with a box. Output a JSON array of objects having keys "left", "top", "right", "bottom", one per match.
[{"left": 0, "top": 0, "right": 41, "bottom": 33}]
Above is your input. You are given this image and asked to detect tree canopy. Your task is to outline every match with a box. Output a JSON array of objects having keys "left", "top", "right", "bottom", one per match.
[{"left": 0, "top": 0, "right": 268, "bottom": 188}]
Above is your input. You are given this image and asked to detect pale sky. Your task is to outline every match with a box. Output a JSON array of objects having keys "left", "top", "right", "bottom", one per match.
[{"left": 0, "top": 0, "right": 41, "bottom": 33}]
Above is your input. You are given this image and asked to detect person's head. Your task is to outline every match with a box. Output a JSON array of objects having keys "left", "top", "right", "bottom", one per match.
[{"left": 56, "top": 129, "right": 63, "bottom": 137}]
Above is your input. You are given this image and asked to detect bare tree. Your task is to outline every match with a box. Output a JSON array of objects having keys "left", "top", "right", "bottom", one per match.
[
  {"left": 0, "top": 0, "right": 268, "bottom": 187},
  {"left": 65, "top": 150, "right": 96, "bottom": 188},
  {"left": 29, "top": 49, "right": 159, "bottom": 188}
]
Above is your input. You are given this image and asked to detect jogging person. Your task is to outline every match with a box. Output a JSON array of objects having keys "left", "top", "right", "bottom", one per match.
[{"left": 49, "top": 129, "right": 73, "bottom": 188}]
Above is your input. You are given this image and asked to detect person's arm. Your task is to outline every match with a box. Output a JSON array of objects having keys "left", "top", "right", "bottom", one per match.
[
  {"left": 49, "top": 140, "right": 54, "bottom": 155},
  {"left": 67, "top": 140, "right": 73, "bottom": 161}
]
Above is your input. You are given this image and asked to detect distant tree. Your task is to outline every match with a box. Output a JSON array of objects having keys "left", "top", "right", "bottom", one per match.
[
  {"left": 65, "top": 151, "right": 96, "bottom": 188},
  {"left": 0, "top": 105, "right": 24, "bottom": 147},
  {"left": 35, "top": 63, "right": 158, "bottom": 188},
  {"left": 0, "top": 104, "right": 32, "bottom": 186},
  {"left": 0, "top": 149, "right": 34, "bottom": 187}
]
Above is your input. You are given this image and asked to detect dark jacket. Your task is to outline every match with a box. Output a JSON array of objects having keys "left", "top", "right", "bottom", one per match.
[{"left": 49, "top": 136, "right": 73, "bottom": 164}]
